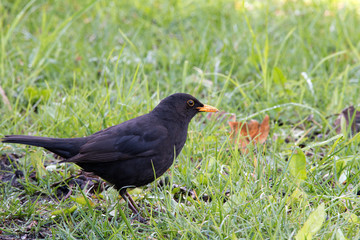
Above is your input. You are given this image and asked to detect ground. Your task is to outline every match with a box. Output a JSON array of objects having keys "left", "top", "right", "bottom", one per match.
[{"left": 1, "top": 0, "right": 360, "bottom": 239}]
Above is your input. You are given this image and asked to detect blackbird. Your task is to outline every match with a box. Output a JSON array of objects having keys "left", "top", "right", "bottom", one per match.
[{"left": 2, "top": 93, "right": 218, "bottom": 221}]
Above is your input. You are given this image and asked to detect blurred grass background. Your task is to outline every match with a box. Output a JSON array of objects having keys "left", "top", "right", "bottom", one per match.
[{"left": 1, "top": 0, "right": 360, "bottom": 239}]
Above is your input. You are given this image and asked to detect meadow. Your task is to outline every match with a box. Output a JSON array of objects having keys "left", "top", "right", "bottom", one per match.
[{"left": 1, "top": 0, "right": 360, "bottom": 239}]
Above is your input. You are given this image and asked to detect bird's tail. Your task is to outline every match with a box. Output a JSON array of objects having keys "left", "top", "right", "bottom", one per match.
[{"left": 2, "top": 135, "right": 87, "bottom": 159}]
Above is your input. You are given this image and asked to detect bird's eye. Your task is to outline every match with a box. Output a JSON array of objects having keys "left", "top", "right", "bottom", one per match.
[{"left": 187, "top": 100, "right": 195, "bottom": 107}]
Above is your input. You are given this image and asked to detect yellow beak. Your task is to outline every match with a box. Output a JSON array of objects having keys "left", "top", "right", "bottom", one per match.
[{"left": 196, "top": 104, "right": 219, "bottom": 112}]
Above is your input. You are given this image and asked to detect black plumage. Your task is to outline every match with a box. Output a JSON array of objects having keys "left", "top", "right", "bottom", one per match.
[{"left": 2, "top": 93, "right": 218, "bottom": 221}]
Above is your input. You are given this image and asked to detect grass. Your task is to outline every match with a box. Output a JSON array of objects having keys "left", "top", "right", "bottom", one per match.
[{"left": 1, "top": 0, "right": 360, "bottom": 238}]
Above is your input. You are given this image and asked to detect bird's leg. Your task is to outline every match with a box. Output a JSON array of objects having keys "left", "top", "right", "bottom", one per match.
[
  {"left": 119, "top": 189, "right": 147, "bottom": 223},
  {"left": 125, "top": 191, "right": 139, "bottom": 212}
]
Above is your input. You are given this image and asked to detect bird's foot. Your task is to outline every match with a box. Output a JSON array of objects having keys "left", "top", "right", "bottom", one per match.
[{"left": 131, "top": 214, "right": 148, "bottom": 224}]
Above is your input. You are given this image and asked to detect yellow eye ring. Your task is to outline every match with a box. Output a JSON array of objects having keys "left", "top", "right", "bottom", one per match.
[{"left": 187, "top": 100, "right": 195, "bottom": 107}]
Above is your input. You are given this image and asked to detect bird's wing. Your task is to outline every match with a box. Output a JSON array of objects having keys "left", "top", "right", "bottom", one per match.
[{"left": 63, "top": 124, "right": 168, "bottom": 163}]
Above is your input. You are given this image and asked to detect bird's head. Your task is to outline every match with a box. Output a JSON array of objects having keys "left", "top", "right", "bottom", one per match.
[{"left": 152, "top": 93, "right": 218, "bottom": 122}]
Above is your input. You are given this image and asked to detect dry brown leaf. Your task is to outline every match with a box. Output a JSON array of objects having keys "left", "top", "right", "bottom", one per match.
[
  {"left": 229, "top": 115, "right": 270, "bottom": 153},
  {"left": 75, "top": 55, "right": 83, "bottom": 61},
  {"left": 334, "top": 106, "right": 360, "bottom": 135},
  {"left": 258, "top": 115, "right": 270, "bottom": 144}
]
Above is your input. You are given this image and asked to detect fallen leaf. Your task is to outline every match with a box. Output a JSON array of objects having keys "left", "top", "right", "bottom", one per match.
[
  {"left": 295, "top": 203, "right": 326, "bottom": 240},
  {"left": 51, "top": 205, "right": 77, "bottom": 216},
  {"left": 289, "top": 149, "right": 307, "bottom": 184},
  {"left": 26, "top": 220, "right": 38, "bottom": 231},
  {"left": 335, "top": 228, "right": 347, "bottom": 240},
  {"left": 75, "top": 55, "right": 83, "bottom": 61},
  {"left": 70, "top": 196, "right": 96, "bottom": 207},
  {"left": 346, "top": 212, "right": 360, "bottom": 224},
  {"left": 229, "top": 115, "right": 270, "bottom": 153},
  {"left": 286, "top": 187, "right": 307, "bottom": 206},
  {"left": 334, "top": 106, "right": 360, "bottom": 135}
]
